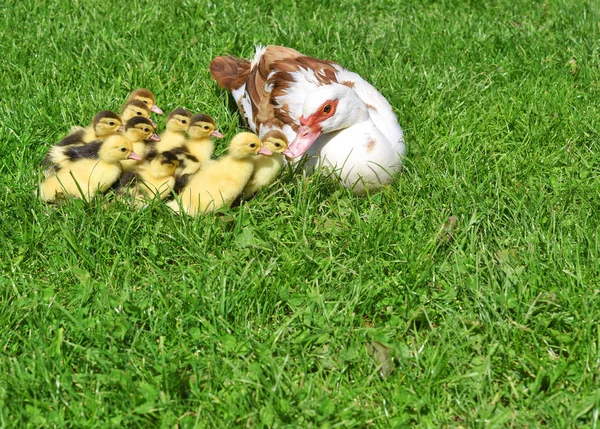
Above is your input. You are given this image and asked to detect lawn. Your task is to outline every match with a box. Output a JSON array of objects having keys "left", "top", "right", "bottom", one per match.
[{"left": 1, "top": 0, "right": 599, "bottom": 427}]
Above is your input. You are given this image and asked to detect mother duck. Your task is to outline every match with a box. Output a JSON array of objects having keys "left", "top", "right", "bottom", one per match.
[{"left": 209, "top": 45, "right": 405, "bottom": 195}]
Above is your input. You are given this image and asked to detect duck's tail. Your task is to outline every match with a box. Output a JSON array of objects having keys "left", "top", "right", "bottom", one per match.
[{"left": 209, "top": 55, "right": 251, "bottom": 91}]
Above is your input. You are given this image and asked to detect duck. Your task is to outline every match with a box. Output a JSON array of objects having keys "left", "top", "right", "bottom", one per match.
[
  {"left": 241, "top": 130, "right": 288, "bottom": 200},
  {"left": 120, "top": 99, "right": 156, "bottom": 127},
  {"left": 38, "top": 137, "right": 141, "bottom": 202},
  {"left": 173, "top": 113, "right": 224, "bottom": 178},
  {"left": 126, "top": 88, "right": 164, "bottom": 115},
  {"left": 209, "top": 45, "right": 406, "bottom": 194},
  {"left": 168, "top": 132, "right": 271, "bottom": 216},
  {"left": 116, "top": 151, "right": 179, "bottom": 208},
  {"left": 154, "top": 108, "right": 193, "bottom": 153},
  {"left": 43, "top": 111, "right": 124, "bottom": 178},
  {"left": 118, "top": 117, "right": 161, "bottom": 172}
]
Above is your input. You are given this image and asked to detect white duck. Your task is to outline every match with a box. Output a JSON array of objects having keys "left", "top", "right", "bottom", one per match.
[{"left": 210, "top": 45, "right": 405, "bottom": 194}]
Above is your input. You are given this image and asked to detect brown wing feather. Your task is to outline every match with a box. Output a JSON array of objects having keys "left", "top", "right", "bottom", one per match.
[{"left": 209, "top": 55, "right": 251, "bottom": 90}]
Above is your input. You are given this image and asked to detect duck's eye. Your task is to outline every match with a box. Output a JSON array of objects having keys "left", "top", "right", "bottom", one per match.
[
  {"left": 142, "top": 100, "right": 149, "bottom": 105},
  {"left": 203, "top": 126, "right": 209, "bottom": 130},
  {"left": 323, "top": 104, "right": 332, "bottom": 113},
  {"left": 249, "top": 143, "right": 256, "bottom": 148},
  {"left": 109, "top": 121, "right": 115, "bottom": 126},
  {"left": 274, "top": 143, "right": 281, "bottom": 147},
  {"left": 144, "top": 128, "right": 149, "bottom": 133},
  {"left": 120, "top": 147, "right": 127, "bottom": 152},
  {"left": 182, "top": 120, "right": 187, "bottom": 124},
  {"left": 137, "top": 111, "right": 142, "bottom": 116}
]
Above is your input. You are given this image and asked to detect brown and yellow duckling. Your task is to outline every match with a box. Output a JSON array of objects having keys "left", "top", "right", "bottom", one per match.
[
  {"left": 38, "top": 137, "right": 141, "bottom": 203},
  {"left": 43, "top": 110, "right": 124, "bottom": 178},
  {"left": 126, "top": 88, "right": 163, "bottom": 115},
  {"left": 155, "top": 108, "right": 193, "bottom": 153},
  {"left": 118, "top": 117, "right": 161, "bottom": 172}
]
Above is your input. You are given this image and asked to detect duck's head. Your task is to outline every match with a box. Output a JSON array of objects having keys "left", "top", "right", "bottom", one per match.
[
  {"left": 261, "top": 130, "right": 288, "bottom": 154},
  {"left": 125, "top": 117, "right": 161, "bottom": 143},
  {"left": 228, "top": 132, "right": 272, "bottom": 159},
  {"left": 127, "top": 88, "right": 163, "bottom": 115},
  {"left": 284, "top": 84, "right": 368, "bottom": 159},
  {"left": 93, "top": 110, "right": 124, "bottom": 137},
  {"left": 121, "top": 100, "right": 155, "bottom": 127},
  {"left": 101, "top": 139, "right": 142, "bottom": 163},
  {"left": 152, "top": 151, "right": 180, "bottom": 175},
  {"left": 188, "top": 114, "right": 224, "bottom": 139},
  {"left": 165, "top": 108, "right": 193, "bottom": 133}
]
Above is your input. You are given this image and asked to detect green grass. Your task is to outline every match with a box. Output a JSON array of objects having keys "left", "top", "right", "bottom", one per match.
[{"left": 1, "top": 0, "right": 600, "bottom": 426}]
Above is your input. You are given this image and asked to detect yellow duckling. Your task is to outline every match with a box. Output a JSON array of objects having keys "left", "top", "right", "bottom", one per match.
[
  {"left": 126, "top": 88, "right": 164, "bottom": 115},
  {"left": 38, "top": 138, "right": 141, "bottom": 202},
  {"left": 117, "top": 151, "right": 179, "bottom": 208},
  {"left": 155, "top": 108, "right": 193, "bottom": 153},
  {"left": 168, "top": 132, "right": 272, "bottom": 215},
  {"left": 174, "top": 113, "right": 224, "bottom": 178},
  {"left": 43, "top": 111, "right": 124, "bottom": 178},
  {"left": 120, "top": 99, "right": 156, "bottom": 127},
  {"left": 119, "top": 117, "right": 161, "bottom": 172},
  {"left": 241, "top": 130, "right": 288, "bottom": 200}
]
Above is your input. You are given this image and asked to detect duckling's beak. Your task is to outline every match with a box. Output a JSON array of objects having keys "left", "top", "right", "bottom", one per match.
[
  {"left": 211, "top": 130, "right": 224, "bottom": 138},
  {"left": 117, "top": 125, "right": 125, "bottom": 132},
  {"left": 284, "top": 125, "right": 321, "bottom": 159},
  {"left": 258, "top": 146, "right": 273, "bottom": 156},
  {"left": 149, "top": 118, "right": 157, "bottom": 128},
  {"left": 149, "top": 133, "right": 161, "bottom": 142},
  {"left": 128, "top": 152, "right": 142, "bottom": 161},
  {"left": 151, "top": 105, "right": 164, "bottom": 115}
]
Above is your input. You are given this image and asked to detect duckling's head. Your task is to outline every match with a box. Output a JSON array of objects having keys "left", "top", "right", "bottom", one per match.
[
  {"left": 127, "top": 88, "right": 163, "bottom": 114},
  {"left": 152, "top": 151, "right": 180, "bottom": 175},
  {"left": 261, "top": 130, "right": 288, "bottom": 154},
  {"left": 121, "top": 99, "right": 156, "bottom": 127},
  {"left": 93, "top": 111, "right": 124, "bottom": 137},
  {"left": 165, "top": 108, "right": 193, "bottom": 133},
  {"left": 125, "top": 117, "right": 161, "bottom": 143},
  {"left": 228, "top": 132, "right": 272, "bottom": 159},
  {"left": 100, "top": 138, "right": 142, "bottom": 163},
  {"left": 188, "top": 114, "right": 224, "bottom": 139}
]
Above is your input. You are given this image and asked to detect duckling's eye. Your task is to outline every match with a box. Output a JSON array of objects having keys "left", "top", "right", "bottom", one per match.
[
  {"left": 109, "top": 121, "right": 115, "bottom": 126},
  {"left": 274, "top": 143, "right": 281, "bottom": 147},
  {"left": 142, "top": 100, "right": 149, "bottom": 105},
  {"left": 136, "top": 111, "right": 142, "bottom": 116},
  {"left": 323, "top": 104, "right": 332, "bottom": 113},
  {"left": 249, "top": 143, "right": 257, "bottom": 148},
  {"left": 182, "top": 120, "right": 187, "bottom": 124},
  {"left": 203, "top": 126, "right": 209, "bottom": 130},
  {"left": 120, "top": 147, "right": 127, "bottom": 152},
  {"left": 144, "top": 128, "right": 149, "bottom": 133}
]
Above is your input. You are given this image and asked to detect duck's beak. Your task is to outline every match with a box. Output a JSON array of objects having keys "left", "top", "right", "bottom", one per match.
[
  {"left": 283, "top": 125, "right": 321, "bottom": 159},
  {"left": 211, "top": 129, "right": 224, "bottom": 138},
  {"left": 117, "top": 125, "right": 125, "bottom": 132},
  {"left": 149, "top": 133, "right": 161, "bottom": 142},
  {"left": 151, "top": 105, "right": 164, "bottom": 115},
  {"left": 149, "top": 118, "right": 157, "bottom": 128},
  {"left": 258, "top": 146, "right": 273, "bottom": 156},
  {"left": 128, "top": 152, "right": 142, "bottom": 161}
]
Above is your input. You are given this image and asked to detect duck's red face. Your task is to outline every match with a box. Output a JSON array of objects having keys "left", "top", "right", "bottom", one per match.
[{"left": 284, "top": 99, "right": 339, "bottom": 159}]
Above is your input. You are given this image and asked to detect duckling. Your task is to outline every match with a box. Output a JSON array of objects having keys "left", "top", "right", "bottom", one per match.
[
  {"left": 241, "top": 130, "right": 288, "bottom": 200},
  {"left": 43, "top": 111, "right": 124, "bottom": 178},
  {"left": 126, "top": 88, "right": 163, "bottom": 115},
  {"left": 38, "top": 138, "right": 141, "bottom": 202},
  {"left": 117, "top": 151, "right": 179, "bottom": 208},
  {"left": 119, "top": 117, "right": 161, "bottom": 172},
  {"left": 168, "top": 132, "right": 272, "bottom": 215},
  {"left": 154, "top": 108, "right": 193, "bottom": 153},
  {"left": 173, "top": 113, "right": 224, "bottom": 179},
  {"left": 120, "top": 99, "right": 156, "bottom": 127}
]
